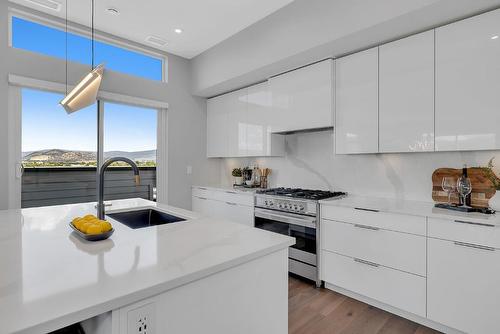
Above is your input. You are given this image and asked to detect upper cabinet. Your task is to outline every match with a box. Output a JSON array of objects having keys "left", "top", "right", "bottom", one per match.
[
  {"left": 207, "top": 96, "right": 228, "bottom": 158},
  {"left": 225, "top": 89, "right": 248, "bottom": 157},
  {"left": 246, "top": 82, "right": 285, "bottom": 157},
  {"left": 206, "top": 84, "right": 284, "bottom": 158},
  {"left": 335, "top": 47, "right": 379, "bottom": 154},
  {"left": 435, "top": 9, "right": 500, "bottom": 151},
  {"left": 379, "top": 31, "right": 435, "bottom": 153},
  {"left": 269, "top": 59, "right": 334, "bottom": 133}
]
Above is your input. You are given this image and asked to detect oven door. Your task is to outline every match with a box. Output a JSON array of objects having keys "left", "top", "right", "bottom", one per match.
[{"left": 254, "top": 208, "right": 317, "bottom": 266}]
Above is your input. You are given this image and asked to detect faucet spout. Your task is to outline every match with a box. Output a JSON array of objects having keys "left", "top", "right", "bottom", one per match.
[{"left": 97, "top": 157, "right": 140, "bottom": 219}]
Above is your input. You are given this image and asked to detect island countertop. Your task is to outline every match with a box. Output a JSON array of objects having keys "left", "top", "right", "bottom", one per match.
[{"left": 0, "top": 198, "right": 294, "bottom": 334}]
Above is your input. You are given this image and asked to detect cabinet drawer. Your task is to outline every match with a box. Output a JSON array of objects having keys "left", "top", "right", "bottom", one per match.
[
  {"left": 321, "top": 205, "right": 426, "bottom": 235},
  {"left": 192, "top": 187, "right": 254, "bottom": 207},
  {"left": 214, "top": 190, "right": 254, "bottom": 207},
  {"left": 428, "top": 238, "right": 500, "bottom": 334},
  {"left": 428, "top": 217, "right": 500, "bottom": 249},
  {"left": 322, "top": 251, "right": 426, "bottom": 317},
  {"left": 321, "top": 219, "right": 426, "bottom": 276}
]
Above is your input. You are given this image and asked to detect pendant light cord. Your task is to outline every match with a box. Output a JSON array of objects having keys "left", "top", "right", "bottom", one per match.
[
  {"left": 91, "top": 0, "right": 94, "bottom": 69},
  {"left": 65, "top": 0, "right": 68, "bottom": 95}
]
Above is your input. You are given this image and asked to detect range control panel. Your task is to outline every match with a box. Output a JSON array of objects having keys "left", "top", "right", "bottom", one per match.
[{"left": 255, "top": 196, "right": 317, "bottom": 216}]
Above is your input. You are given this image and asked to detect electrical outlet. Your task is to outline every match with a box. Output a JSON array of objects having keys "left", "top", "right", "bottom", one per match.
[
  {"left": 127, "top": 302, "right": 155, "bottom": 334},
  {"left": 186, "top": 165, "right": 193, "bottom": 175}
]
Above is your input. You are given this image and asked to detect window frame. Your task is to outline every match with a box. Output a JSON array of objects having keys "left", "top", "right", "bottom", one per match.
[{"left": 8, "top": 7, "right": 168, "bottom": 83}]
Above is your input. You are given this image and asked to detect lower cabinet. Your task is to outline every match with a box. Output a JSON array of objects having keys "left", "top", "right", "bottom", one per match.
[
  {"left": 192, "top": 187, "right": 254, "bottom": 227},
  {"left": 427, "top": 237, "right": 500, "bottom": 334},
  {"left": 322, "top": 250, "right": 426, "bottom": 317},
  {"left": 320, "top": 213, "right": 426, "bottom": 318}
]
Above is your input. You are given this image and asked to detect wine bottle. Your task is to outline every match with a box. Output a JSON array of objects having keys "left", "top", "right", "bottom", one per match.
[{"left": 461, "top": 164, "right": 472, "bottom": 207}]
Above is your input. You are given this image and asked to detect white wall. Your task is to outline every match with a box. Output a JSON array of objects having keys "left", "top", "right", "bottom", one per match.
[
  {"left": 191, "top": 0, "right": 500, "bottom": 97},
  {"left": 0, "top": 2, "right": 220, "bottom": 210},
  {"left": 220, "top": 131, "right": 500, "bottom": 203}
]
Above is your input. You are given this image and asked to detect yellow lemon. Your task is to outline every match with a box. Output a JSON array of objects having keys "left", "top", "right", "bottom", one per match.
[
  {"left": 83, "top": 214, "right": 97, "bottom": 220},
  {"left": 98, "top": 220, "right": 113, "bottom": 232},
  {"left": 80, "top": 222, "right": 95, "bottom": 233},
  {"left": 86, "top": 224, "right": 103, "bottom": 235}
]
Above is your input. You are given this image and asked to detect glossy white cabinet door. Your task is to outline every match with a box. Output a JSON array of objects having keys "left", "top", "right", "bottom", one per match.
[
  {"left": 379, "top": 31, "right": 435, "bottom": 153},
  {"left": 226, "top": 88, "right": 248, "bottom": 157},
  {"left": 335, "top": 48, "right": 379, "bottom": 154},
  {"left": 206, "top": 96, "right": 228, "bottom": 157},
  {"left": 428, "top": 238, "right": 500, "bottom": 334},
  {"left": 269, "top": 59, "right": 333, "bottom": 133},
  {"left": 435, "top": 9, "right": 500, "bottom": 151},
  {"left": 246, "top": 82, "right": 285, "bottom": 157}
]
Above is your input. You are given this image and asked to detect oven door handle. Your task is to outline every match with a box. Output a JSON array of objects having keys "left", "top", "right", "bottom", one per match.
[{"left": 254, "top": 208, "right": 316, "bottom": 229}]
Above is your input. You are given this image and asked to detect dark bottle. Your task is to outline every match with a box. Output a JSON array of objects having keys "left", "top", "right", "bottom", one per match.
[{"left": 460, "top": 165, "right": 472, "bottom": 207}]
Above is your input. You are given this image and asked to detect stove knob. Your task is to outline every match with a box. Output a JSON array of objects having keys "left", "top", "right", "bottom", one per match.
[
  {"left": 278, "top": 203, "right": 283, "bottom": 209},
  {"left": 269, "top": 201, "right": 274, "bottom": 206},
  {"left": 299, "top": 206, "right": 305, "bottom": 211},
  {"left": 293, "top": 205, "right": 298, "bottom": 211},
  {"left": 264, "top": 200, "right": 268, "bottom": 206}
]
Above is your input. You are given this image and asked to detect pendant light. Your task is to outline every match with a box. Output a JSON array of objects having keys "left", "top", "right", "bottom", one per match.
[{"left": 60, "top": 0, "right": 104, "bottom": 114}]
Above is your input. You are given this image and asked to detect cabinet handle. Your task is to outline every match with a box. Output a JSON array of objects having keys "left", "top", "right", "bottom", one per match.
[
  {"left": 354, "top": 224, "right": 380, "bottom": 231},
  {"left": 198, "top": 187, "right": 207, "bottom": 190},
  {"left": 354, "top": 258, "right": 380, "bottom": 268},
  {"left": 355, "top": 207, "right": 379, "bottom": 213},
  {"left": 225, "top": 191, "right": 237, "bottom": 194},
  {"left": 454, "top": 241, "right": 495, "bottom": 252},
  {"left": 197, "top": 197, "right": 207, "bottom": 200},
  {"left": 226, "top": 202, "right": 238, "bottom": 206},
  {"left": 454, "top": 220, "right": 495, "bottom": 228}
]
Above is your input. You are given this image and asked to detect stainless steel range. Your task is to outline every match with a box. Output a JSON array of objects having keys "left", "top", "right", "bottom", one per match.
[{"left": 254, "top": 188, "right": 347, "bottom": 287}]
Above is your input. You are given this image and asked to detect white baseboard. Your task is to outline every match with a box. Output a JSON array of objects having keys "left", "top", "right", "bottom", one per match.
[{"left": 324, "top": 283, "right": 465, "bottom": 334}]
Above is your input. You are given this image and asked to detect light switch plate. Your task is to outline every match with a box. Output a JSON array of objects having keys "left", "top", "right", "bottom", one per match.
[{"left": 186, "top": 165, "right": 193, "bottom": 175}]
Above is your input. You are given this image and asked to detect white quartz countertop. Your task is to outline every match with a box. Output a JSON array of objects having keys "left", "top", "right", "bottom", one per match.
[
  {"left": 0, "top": 198, "right": 294, "bottom": 334},
  {"left": 193, "top": 185, "right": 263, "bottom": 194},
  {"left": 320, "top": 195, "right": 500, "bottom": 226}
]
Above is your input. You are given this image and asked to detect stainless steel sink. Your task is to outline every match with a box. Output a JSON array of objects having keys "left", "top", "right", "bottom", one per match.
[{"left": 107, "top": 208, "right": 186, "bottom": 229}]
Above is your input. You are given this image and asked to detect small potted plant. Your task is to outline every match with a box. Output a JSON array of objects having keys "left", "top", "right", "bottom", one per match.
[
  {"left": 232, "top": 168, "right": 243, "bottom": 186},
  {"left": 482, "top": 158, "right": 500, "bottom": 210}
]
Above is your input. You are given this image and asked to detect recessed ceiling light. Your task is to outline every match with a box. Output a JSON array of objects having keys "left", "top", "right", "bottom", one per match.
[
  {"left": 107, "top": 7, "right": 120, "bottom": 15},
  {"left": 491, "top": 35, "right": 499, "bottom": 40},
  {"left": 146, "top": 35, "right": 167, "bottom": 47},
  {"left": 25, "top": 0, "right": 61, "bottom": 11},
  {"left": 174, "top": 28, "right": 183, "bottom": 34}
]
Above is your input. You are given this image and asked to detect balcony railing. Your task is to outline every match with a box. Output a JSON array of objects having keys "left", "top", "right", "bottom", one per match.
[{"left": 21, "top": 167, "right": 156, "bottom": 208}]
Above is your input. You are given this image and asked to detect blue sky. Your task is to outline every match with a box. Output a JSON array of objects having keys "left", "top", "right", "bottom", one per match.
[{"left": 15, "top": 17, "right": 158, "bottom": 153}]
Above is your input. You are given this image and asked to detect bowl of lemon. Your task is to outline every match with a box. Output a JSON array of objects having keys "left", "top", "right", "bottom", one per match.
[{"left": 70, "top": 214, "right": 114, "bottom": 241}]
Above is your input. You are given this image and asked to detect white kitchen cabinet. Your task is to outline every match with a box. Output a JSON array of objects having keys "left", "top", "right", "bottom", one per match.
[
  {"left": 435, "top": 9, "right": 500, "bottom": 151},
  {"left": 246, "top": 82, "right": 285, "bottom": 156},
  {"left": 428, "top": 237, "right": 500, "bottom": 334},
  {"left": 322, "top": 251, "right": 426, "bottom": 317},
  {"left": 206, "top": 96, "right": 228, "bottom": 158},
  {"left": 269, "top": 59, "right": 333, "bottom": 133},
  {"left": 206, "top": 84, "right": 284, "bottom": 158},
  {"left": 335, "top": 47, "right": 379, "bottom": 154},
  {"left": 379, "top": 31, "right": 435, "bottom": 153},
  {"left": 226, "top": 88, "right": 248, "bottom": 157},
  {"left": 191, "top": 187, "right": 254, "bottom": 227}
]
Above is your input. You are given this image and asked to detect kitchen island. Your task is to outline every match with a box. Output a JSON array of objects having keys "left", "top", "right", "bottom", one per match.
[{"left": 0, "top": 198, "right": 294, "bottom": 334}]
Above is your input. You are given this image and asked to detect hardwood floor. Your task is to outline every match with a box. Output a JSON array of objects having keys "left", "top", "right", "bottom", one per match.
[{"left": 288, "top": 276, "right": 441, "bottom": 334}]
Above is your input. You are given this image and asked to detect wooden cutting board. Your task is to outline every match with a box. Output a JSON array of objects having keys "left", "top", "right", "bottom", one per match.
[{"left": 432, "top": 167, "right": 496, "bottom": 208}]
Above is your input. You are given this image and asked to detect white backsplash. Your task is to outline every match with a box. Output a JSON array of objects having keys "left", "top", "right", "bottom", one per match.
[{"left": 220, "top": 130, "right": 500, "bottom": 202}]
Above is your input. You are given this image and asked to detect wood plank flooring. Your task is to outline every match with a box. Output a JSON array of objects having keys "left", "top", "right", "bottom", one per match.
[{"left": 289, "top": 276, "right": 441, "bottom": 334}]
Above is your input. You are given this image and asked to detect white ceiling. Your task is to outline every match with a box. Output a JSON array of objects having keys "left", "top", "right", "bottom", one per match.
[{"left": 9, "top": 0, "right": 295, "bottom": 59}]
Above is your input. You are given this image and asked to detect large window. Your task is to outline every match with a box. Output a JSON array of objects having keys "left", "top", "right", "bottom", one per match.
[
  {"left": 11, "top": 16, "right": 164, "bottom": 81},
  {"left": 21, "top": 88, "right": 158, "bottom": 208}
]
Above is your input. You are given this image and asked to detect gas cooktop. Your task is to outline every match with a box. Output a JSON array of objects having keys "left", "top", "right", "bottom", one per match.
[{"left": 256, "top": 188, "right": 347, "bottom": 201}]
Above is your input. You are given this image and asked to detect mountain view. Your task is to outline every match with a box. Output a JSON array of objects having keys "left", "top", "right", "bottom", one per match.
[{"left": 22, "top": 149, "right": 156, "bottom": 168}]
